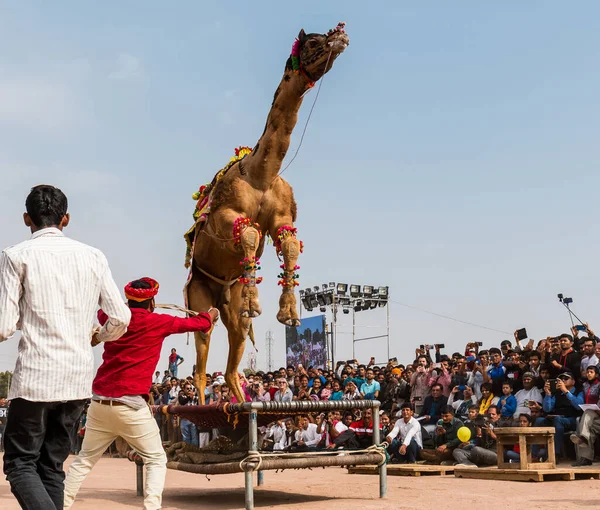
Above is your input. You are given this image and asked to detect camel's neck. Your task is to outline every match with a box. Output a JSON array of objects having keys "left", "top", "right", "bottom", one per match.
[{"left": 245, "top": 71, "right": 310, "bottom": 189}]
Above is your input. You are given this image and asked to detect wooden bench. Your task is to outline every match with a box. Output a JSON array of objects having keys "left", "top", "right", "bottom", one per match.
[{"left": 495, "top": 427, "right": 555, "bottom": 470}]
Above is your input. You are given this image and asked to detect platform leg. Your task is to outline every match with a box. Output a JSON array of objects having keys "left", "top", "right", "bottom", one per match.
[
  {"left": 372, "top": 403, "right": 386, "bottom": 498},
  {"left": 245, "top": 471, "right": 254, "bottom": 510},
  {"left": 136, "top": 463, "right": 144, "bottom": 497},
  {"left": 257, "top": 470, "right": 264, "bottom": 486}
]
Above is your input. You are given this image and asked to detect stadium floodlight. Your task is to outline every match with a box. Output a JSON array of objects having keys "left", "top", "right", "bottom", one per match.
[
  {"left": 316, "top": 293, "right": 326, "bottom": 306},
  {"left": 329, "top": 282, "right": 335, "bottom": 288},
  {"left": 313, "top": 286, "right": 320, "bottom": 292},
  {"left": 354, "top": 299, "right": 363, "bottom": 312},
  {"left": 323, "top": 292, "right": 333, "bottom": 305},
  {"left": 339, "top": 296, "right": 351, "bottom": 306},
  {"left": 336, "top": 283, "right": 348, "bottom": 295},
  {"left": 342, "top": 307, "right": 350, "bottom": 315},
  {"left": 305, "top": 288, "right": 313, "bottom": 295},
  {"left": 362, "top": 285, "right": 374, "bottom": 296},
  {"left": 309, "top": 295, "right": 319, "bottom": 308},
  {"left": 322, "top": 284, "right": 329, "bottom": 291},
  {"left": 377, "top": 286, "right": 389, "bottom": 298},
  {"left": 301, "top": 295, "right": 313, "bottom": 311},
  {"left": 350, "top": 284, "right": 361, "bottom": 297},
  {"left": 319, "top": 306, "right": 327, "bottom": 313},
  {"left": 369, "top": 301, "right": 377, "bottom": 310},
  {"left": 299, "top": 289, "right": 305, "bottom": 297}
]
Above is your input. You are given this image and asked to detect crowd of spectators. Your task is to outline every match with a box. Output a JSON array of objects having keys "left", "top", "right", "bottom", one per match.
[
  {"left": 148, "top": 324, "right": 600, "bottom": 468},
  {"left": 2, "top": 325, "right": 599, "bottom": 468}
]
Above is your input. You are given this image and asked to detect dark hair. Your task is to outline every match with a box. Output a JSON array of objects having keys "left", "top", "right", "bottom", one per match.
[
  {"left": 581, "top": 336, "right": 596, "bottom": 346},
  {"left": 488, "top": 348, "right": 502, "bottom": 356},
  {"left": 431, "top": 383, "right": 443, "bottom": 391},
  {"left": 518, "top": 413, "right": 533, "bottom": 425},
  {"left": 400, "top": 402, "right": 413, "bottom": 411},
  {"left": 487, "top": 405, "right": 500, "bottom": 415},
  {"left": 528, "top": 351, "right": 541, "bottom": 359},
  {"left": 468, "top": 405, "right": 478, "bottom": 411},
  {"left": 25, "top": 185, "right": 68, "bottom": 228},
  {"left": 502, "top": 380, "right": 513, "bottom": 390},
  {"left": 440, "top": 405, "right": 454, "bottom": 415},
  {"left": 481, "top": 382, "right": 493, "bottom": 392},
  {"left": 559, "top": 334, "right": 573, "bottom": 343},
  {"left": 127, "top": 279, "right": 154, "bottom": 309}
]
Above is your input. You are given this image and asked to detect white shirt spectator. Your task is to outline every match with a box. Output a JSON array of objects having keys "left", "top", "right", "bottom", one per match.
[
  {"left": 387, "top": 416, "right": 423, "bottom": 448},
  {"left": 0, "top": 228, "right": 131, "bottom": 402},
  {"left": 581, "top": 354, "right": 599, "bottom": 373},
  {"left": 299, "top": 423, "right": 322, "bottom": 447},
  {"left": 274, "top": 388, "right": 294, "bottom": 402},
  {"left": 513, "top": 386, "right": 543, "bottom": 417}
]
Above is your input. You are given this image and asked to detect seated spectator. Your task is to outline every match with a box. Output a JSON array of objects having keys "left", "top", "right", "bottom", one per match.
[
  {"left": 477, "top": 383, "right": 499, "bottom": 415},
  {"left": 505, "top": 413, "right": 533, "bottom": 462},
  {"left": 293, "top": 415, "right": 321, "bottom": 451},
  {"left": 349, "top": 408, "right": 375, "bottom": 449},
  {"left": 453, "top": 405, "right": 500, "bottom": 467},
  {"left": 484, "top": 348, "right": 506, "bottom": 396},
  {"left": 513, "top": 372, "right": 543, "bottom": 417},
  {"left": 274, "top": 419, "right": 299, "bottom": 451},
  {"left": 497, "top": 381, "right": 517, "bottom": 425},
  {"left": 342, "top": 381, "right": 361, "bottom": 401},
  {"left": 386, "top": 403, "right": 423, "bottom": 464},
  {"left": 447, "top": 385, "right": 477, "bottom": 421},
  {"left": 329, "top": 379, "right": 344, "bottom": 401},
  {"left": 570, "top": 365, "right": 600, "bottom": 466},
  {"left": 273, "top": 378, "right": 293, "bottom": 402},
  {"left": 420, "top": 405, "right": 463, "bottom": 464},
  {"left": 420, "top": 383, "right": 448, "bottom": 426},
  {"left": 535, "top": 371, "right": 583, "bottom": 458},
  {"left": 360, "top": 368, "right": 380, "bottom": 400},
  {"left": 262, "top": 420, "right": 285, "bottom": 451},
  {"left": 294, "top": 374, "right": 311, "bottom": 400}
]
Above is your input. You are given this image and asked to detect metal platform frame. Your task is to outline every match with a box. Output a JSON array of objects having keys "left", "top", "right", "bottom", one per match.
[{"left": 138, "top": 400, "right": 387, "bottom": 509}]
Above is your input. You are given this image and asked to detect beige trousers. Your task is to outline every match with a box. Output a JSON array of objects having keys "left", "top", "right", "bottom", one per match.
[{"left": 64, "top": 401, "right": 167, "bottom": 510}]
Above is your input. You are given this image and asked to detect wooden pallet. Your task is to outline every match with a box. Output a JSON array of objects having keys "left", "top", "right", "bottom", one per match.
[
  {"left": 454, "top": 466, "right": 600, "bottom": 482},
  {"left": 348, "top": 464, "right": 454, "bottom": 477}
]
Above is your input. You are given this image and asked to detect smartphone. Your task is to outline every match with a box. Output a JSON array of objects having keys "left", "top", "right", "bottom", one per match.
[
  {"left": 476, "top": 342, "right": 483, "bottom": 346},
  {"left": 435, "top": 343, "right": 445, "bottom": 349},
  {"left": 575, "top": 325, "right": 587, "bottom": 331},
  {"left": 516, "top": 328, "right": 528, "bottom": 341},
  {"left": 466, "top": 356, "right": 476, "bottom": 362},
  {"left": 548, "top": 379, "right": 557, "bottom": 393},
  {"left": 458, "top": 385, "right": 466, "bottom": 391}
]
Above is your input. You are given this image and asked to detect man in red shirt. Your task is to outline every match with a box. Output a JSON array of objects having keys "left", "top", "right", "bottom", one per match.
[{"left": 64, "top": 277, "right": 217, "bottom": 510}]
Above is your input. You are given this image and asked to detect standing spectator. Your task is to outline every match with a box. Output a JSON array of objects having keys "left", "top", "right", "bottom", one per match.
[
  {"left": 550, "top": 334, "right": 580, "bottom": 379},
  {"left": 329, "top": 380, "right": 344, "bottom": 401},
  {"left": 179, "top": 382, "right": 199, "bottom": 446},
  {"left": 153, "top": 371, "right": 162, "bottom": 384},
  {"left": 410, "top": 355, "right": 432, "bottom": 415},
  {"left": 0, "top": 398, "right": 7, "bottom": 452},
  {"left": 579, "top": 337, "right": 598, "bottom": 377},
  {"left": 484, "top": 348, "right": 507, "bottom": 395},
  {"left": 386, "top": 403, "right": 423, "bottom": 464},
  {"left": 168, "top": 348, "right": 184, "bottom": 378},
  {"left": 429, "top": 356, "right": 452, "bottom": 397},
  {"left": 0, "top": 185, "right": 131, "bottom": 510}
]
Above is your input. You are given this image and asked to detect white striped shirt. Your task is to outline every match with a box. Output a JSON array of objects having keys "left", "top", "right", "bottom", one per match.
[{"left": 0, "top": 227, "right": 131, "bottom": 402}]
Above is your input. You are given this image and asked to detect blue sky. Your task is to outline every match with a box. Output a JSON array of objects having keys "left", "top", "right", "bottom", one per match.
[{"left": 1, "top": 2, "right": 599, "bottom": 374}]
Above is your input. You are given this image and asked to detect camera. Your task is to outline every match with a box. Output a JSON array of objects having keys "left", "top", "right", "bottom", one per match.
[
  {"left": 548, "top": 379, "right": 558, "bottom": 393},
  {"left": 420, "top": 344, "right": 434, "bottom": 350},
  {"left": 435, "top": 344, "right": 445, "bottom": 349}
]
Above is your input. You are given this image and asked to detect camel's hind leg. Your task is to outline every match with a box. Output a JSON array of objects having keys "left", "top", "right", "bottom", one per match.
[
  {"left": 221, "top": 282, "right": 251, "bottom": 404},
  {"left": 187, "top": 276, "right": 216, "bottom": 405}
]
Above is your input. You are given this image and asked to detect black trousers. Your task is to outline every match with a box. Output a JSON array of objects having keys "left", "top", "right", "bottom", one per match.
[{"left": 3, "top": 398, "right": 86, "bottom": 510}]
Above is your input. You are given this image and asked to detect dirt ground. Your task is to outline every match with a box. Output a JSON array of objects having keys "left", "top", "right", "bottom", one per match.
[{"left": 0, "top": 456, "right": 598, "bottom": 509}]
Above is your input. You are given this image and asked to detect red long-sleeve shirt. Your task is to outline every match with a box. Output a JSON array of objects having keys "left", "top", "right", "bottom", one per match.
[{"left": 93, "top": 308, "right": 212, "bottom": 398}]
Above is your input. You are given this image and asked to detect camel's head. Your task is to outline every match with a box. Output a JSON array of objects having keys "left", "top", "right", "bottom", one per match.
[{"left": 287, "top": 22, "right": 349, "bottom": 83}]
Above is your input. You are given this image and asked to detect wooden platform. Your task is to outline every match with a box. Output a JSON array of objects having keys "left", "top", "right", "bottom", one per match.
[
  {"left": 348, "top": 464, "right": 454, "bottom": 477},
  {"left": 454, "top": 466, "right": 600, "bottom": 482}
]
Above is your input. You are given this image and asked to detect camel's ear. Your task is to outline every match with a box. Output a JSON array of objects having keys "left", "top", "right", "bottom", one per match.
[{"left": 298, "top": 29, "right": 307, "bottom": 42}]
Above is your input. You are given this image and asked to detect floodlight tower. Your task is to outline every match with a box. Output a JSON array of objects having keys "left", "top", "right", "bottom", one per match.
[{"left": 265, "top": 329, "right": 275, "bottom": 372}]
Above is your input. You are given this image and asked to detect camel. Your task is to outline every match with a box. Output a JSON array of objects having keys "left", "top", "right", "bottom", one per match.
[{"left": 184, "top": 23, "right": 349, "bottom": 404}]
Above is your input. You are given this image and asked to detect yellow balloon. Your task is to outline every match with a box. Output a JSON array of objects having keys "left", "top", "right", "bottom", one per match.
[{"left": 457, "top": 426, "right": 471, "bottom": 443}]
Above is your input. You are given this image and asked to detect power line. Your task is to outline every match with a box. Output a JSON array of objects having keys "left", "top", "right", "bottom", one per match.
[{"left": 389, "top": 300, "right": 511, "bottom": 335}]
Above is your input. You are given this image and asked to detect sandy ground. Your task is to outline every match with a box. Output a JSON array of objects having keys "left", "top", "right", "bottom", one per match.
[{"left": 0, "top": 455, "right": 598, "bottom": 509}]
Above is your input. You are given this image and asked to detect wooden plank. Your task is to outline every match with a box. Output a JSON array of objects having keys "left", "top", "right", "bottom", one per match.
[
  {"left": 495, "top": 427, "right": 554, "bottom": 435},
  {"left": 348, "top": 464, "right": 454, "bottom": 477},
  {"left": 454, "top": 467, "right": 600, "bottom": 482}
]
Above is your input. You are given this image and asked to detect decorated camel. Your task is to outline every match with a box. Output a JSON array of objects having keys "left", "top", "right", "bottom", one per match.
[{"left": 183, "top": 23, "right": 349, "bottom": 404}]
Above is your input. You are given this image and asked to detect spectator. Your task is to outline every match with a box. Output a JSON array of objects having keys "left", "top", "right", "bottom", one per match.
[
  {"left": 497, "top": 381, "right": 517, "bottom": 425},
  {"left": 360, "top": 368, "right": 380, "bottom": 400},
  {"left": 429, "top": 355, "right": 452, "bottom": 397},
  {"left": 295, "top": 415, "right": 322, "bottom": 451},
  {"left": 452, "top": 405, "right": 500, "bottom": 467},
  {"left": 386, "top": 403, "right": 422, "bottom": 464},
  {"left": 484, "top": 348, "right": 506, "bottom": 395},
  {"left": 448, "top": 385, "right": 477, "bottom": 421},
  {"left": 550, "top": 335, "right": 580, "bottom": 379},
  {"left": 274, "top": 379, "right": 293, "bottom": 402},
  {"left": 342, "top": 381, "right": 361, "bottom": 401},
  {"left": 504, "top": 413, "right": 535, "bottom": 462},
  {"left": 570, "top": 365, "right": 600, "bottom": 466},
  {"left": 329, "top": 380, "right": 344, "bottom": 401},
  {"left": 420, "top": 405, "right": 463, "bottom": 464},
  {"left": 420, "top": 383, "right": 448, "bottom": 427},
  {"left": 477, "top": 383, "right": 499, "bottom": 415},
  {"left": 535, "top": 371, "right": 583, "bottom": 458},
  {"left": 513, "top": 372, "right": 543, "bottom": 417},
  {"left": 178, "top": 382, "right": 199, "bottom": 446},
  {"left": 168, "top": 348, "right": 184, "bottom": 378},
  {"left": 275, "top": 419, "right": 299, "bottom": 451},
  {"left": 410, "top": 355, "right": 432, "bottom": 415},
  {"left": 579, "top": 337, "right": 598, "bottom": 376}
]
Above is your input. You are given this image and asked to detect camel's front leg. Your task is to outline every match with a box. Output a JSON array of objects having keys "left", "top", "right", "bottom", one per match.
[
  {"left": 273, "top": 224, "right": 302, "bottom": 327},
  {"left": 234, "top": 217, "right": 263, "bottom": 318}
]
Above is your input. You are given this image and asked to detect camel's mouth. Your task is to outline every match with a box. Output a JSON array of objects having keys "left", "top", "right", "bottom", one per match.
[{"left": 327, "top": 33, "right": 350, "bottom": 54}]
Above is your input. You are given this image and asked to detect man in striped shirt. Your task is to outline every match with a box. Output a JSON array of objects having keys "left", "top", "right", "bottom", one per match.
[{"left": 0, "top": 185, "right": 131, "bottom": 510}]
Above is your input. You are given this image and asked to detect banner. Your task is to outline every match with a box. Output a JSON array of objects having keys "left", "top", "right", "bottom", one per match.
[{"left": 285, "top": 315, "right": 327, "bottom": 369}]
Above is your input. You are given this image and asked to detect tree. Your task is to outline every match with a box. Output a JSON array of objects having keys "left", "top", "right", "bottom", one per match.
[{"left": 0, "top": 371, "right": 13, "bottom": 398}]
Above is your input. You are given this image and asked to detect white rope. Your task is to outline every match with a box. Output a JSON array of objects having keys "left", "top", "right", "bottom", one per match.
[
  {"left": 238, "top": 442, "right": 388, "bottom": 472},
  {"left": 155, "top": 303, "right": 199, "bottom": 316}
]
